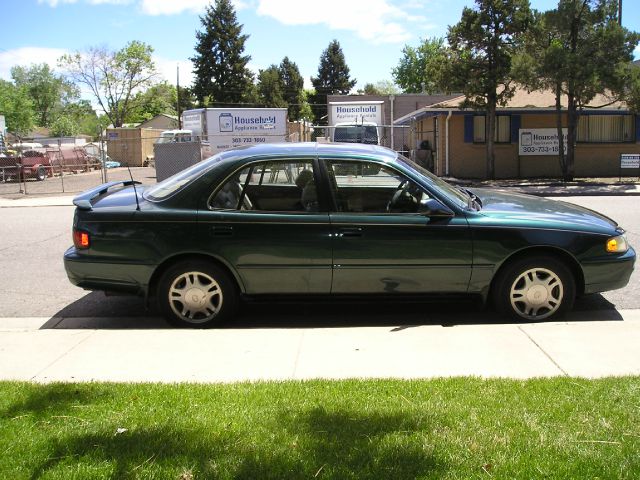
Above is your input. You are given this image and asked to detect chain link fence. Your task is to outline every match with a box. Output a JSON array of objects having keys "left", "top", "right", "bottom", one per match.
[{"left": 0, "top": 123, "right": 434, "bottom": 196}]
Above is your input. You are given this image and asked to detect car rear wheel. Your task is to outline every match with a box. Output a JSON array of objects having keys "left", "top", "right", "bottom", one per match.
[
  {"left": 158, "top": 261, "right": 238, "bottom": 328},
  {"left": 493, "top": 256, "right": 575, "bottom": 321}
]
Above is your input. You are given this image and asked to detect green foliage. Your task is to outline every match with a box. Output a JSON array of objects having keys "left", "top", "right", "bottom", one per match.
[
  {"left": 279, "top": 57, "right": 304, "bottom": 120},
  {"left": 513, "top": 0, "right": 639, "bottom": 180},
  {"left": 191, "top": 0, "right": 253, "bottom": 106},
  {"left": 310, "top": 40, "right": 357, "bottom": 124},
  {"left": 125, "top": 82, "right": 177, "bottom": 123},
  {"left": 447, "top": 0, "right": 533, "bottom": 179},
  {"left": 360, "top": 80, "right": 400, "bottom": 95},
  {"left": 49, "top": 115, "right": 79, "bottom": 137},
  {"left": 11, "top": 63, "right": 79, "bottom": 127},
  {"left": 392, "top": 37, "right": 449, "bottom": 94},
  {"left": 257, "top": 65, "right": 287, "bottom": 108},
  {"left": 59, "top": 41, "right": 158, "bottom": 128},
  {"left": 623, "top": 64, "right": 640, "bottom": 113},
  {"left": 0, "top": 79, "right": 36, "bottom": 136},
  {"left": 299, "top": 90, "right": 315, "bottom": 122}
]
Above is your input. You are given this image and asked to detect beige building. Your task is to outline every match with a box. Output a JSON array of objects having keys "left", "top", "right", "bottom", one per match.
[{"left": 395, "top": 89, "right": 640, "bottom": 179}]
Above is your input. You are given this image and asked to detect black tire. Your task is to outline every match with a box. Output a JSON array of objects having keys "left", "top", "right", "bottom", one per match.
[
  {"left": 35, "top": 166, "right": 46, "bottom": 181},
  {"left": 492, "top": 256, "right": 575, "bottom": 321},
  {"left": 157, "top": 260, "right": 239, "bottom": 328}
]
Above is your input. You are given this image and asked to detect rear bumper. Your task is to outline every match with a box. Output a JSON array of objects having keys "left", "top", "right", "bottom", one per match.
[
  {"left": 64, "top": 247, "right": 154, "bottom": 295},
  {"left": 582, "top": 247, "right": 636, "bottom": 295}
]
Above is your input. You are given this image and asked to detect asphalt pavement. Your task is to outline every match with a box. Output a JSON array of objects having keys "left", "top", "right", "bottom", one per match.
[{"left": 0, "top": 182, "right": 638, "bottom": 383}]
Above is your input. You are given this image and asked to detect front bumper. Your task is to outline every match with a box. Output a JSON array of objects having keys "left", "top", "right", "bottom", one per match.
[{"left": 582, "top": 247, "right": 636, "bottom": 295}]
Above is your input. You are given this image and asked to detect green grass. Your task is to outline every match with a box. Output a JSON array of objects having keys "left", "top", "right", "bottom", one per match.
[{"left": 1, "top": 378, "right": 638, "bottom": 479}]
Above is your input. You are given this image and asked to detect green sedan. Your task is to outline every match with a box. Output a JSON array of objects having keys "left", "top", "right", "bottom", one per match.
[{"left": 64, "top": 143, "right": 635, "bottom": 328}]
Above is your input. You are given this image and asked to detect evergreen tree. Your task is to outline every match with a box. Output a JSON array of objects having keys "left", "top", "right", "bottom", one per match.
[
  {"left": 310, "top": 40, "right": 356, "bottom": 124},
  {"left": 257, "top": 65, "right": 287, "bottom": 108},
  {"left": 191, "top": 0, "right": 252, "bottom": 106},
  {"left": 279, "top": 57, "right": 304, "bottom": 121}
]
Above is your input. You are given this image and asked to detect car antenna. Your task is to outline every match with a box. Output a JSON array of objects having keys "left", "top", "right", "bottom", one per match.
[{"left": 127, "top": 165, "right": 141, "bottom": 211}]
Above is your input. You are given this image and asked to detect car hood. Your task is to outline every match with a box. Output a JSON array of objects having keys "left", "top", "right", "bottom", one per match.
[{"left": 472, "top": 188, "right": 619, "bottom": 234}]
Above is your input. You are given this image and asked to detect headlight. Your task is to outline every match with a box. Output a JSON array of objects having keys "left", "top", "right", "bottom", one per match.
[{"left": 606, "top": 235, "right": 628, "bottom": 253}]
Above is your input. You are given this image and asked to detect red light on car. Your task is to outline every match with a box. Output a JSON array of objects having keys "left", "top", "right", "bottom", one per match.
[{"left": 73, "top": 229, "right": 90, "bottom": 249}]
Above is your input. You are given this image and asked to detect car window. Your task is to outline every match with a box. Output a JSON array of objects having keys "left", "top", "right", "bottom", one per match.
[
  {"left": 326, "top": 160, "right": 430, "bottom": 214},
  {"left": 144, "top": 149, "right": 235, "bottom": 201},
  {"left": 209, "top": 159, "right": 319, "bottom": 212}
]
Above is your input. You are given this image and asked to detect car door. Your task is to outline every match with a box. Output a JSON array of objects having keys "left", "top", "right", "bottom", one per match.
[
  {"left": 323, "top": 159, "right": 473, "bottom": 294},
  {"left": 198, "top": 158, "right": 332, "bottom": 295}
]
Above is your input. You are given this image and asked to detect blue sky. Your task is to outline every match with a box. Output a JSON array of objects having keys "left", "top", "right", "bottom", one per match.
[{"left": 1, "top": 0, "right": 639, "bottom": 101}]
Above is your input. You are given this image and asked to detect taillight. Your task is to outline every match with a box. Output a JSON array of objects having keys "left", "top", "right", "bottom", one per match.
[{"left": 73, "top": 229, "right": 91, "bottom": 249}]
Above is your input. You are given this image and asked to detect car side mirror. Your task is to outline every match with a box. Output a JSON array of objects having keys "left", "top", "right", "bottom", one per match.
[{"left": 419, "top": 198, "right": 454, "bottom": 218}]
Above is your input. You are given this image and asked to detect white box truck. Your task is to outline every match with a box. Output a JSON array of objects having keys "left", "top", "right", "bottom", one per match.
[{"left": 181, "top": 108, "right": 288, "bottom": 154}]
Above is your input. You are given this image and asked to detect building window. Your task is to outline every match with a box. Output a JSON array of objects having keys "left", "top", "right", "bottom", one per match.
[
  {"left": 577, "top": 115, "right": 634, "bottom": 143},
  {"left": 473, "top": 115, "right": 511, "bottom": 143}
]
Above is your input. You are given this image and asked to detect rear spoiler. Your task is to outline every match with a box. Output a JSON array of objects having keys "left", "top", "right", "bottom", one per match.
[{"left": 72, "top": 180, "right": 141, "bottom": 210}]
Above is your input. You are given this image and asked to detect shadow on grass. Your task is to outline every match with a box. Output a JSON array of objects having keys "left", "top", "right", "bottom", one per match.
[
  {"left": 23, "top": 407, "right": 443, "bottom": 479},
  {"left": 2, "top": 383, "right": 107, "bottom": 421}
]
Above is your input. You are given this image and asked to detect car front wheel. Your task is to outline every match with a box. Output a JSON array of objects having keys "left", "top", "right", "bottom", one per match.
[
  {"left": 158, "top": 261, "right": 238, "bottom": 328},
  {"left": 493, "top": 256, "right": 575, "bottom": 321}
]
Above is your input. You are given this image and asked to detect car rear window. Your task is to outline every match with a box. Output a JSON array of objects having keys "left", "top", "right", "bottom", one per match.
[{"left": 144, "top": 151, "right": 231, "bottom": 201}]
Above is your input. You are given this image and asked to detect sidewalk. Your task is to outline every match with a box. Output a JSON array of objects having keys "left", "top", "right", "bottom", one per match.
[{"left": 1, "top": 309, "right": 639, "bottom": 382}]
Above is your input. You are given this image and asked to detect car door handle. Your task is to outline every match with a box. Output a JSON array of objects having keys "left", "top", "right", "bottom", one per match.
[
  {"left": 210, "top": 225, "right": 234, "bottom": 236},
  {"left": 337, "top": 227, "right": 363, "bottom": 238}
]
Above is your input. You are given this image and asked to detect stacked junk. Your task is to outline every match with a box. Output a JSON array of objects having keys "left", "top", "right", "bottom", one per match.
[{"left": 0, "top": 146, "right": 102, "bottom": 183}]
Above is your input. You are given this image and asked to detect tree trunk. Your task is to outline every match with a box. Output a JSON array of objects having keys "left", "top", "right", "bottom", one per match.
[
  {"left": 554, "top": 81, "right": 567, "bottom": 178},
  {"left": 486, "top": 99, "right": 496, "bottom": 180},
  {"left": 566, "top": 91, "right": 577, "bottom": 182}
]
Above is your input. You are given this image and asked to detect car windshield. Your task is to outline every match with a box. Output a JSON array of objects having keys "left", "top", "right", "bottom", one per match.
[
  {"left": 144, "top": 151, "right": 229, "bottom": 201},
  {"left": 396, "top": 154, "right": 470, "bottom": 209}
]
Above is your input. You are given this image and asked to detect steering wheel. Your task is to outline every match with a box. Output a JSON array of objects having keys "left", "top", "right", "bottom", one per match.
[{"left": 387, "top": 180, "right": 412, "bottom": 213}]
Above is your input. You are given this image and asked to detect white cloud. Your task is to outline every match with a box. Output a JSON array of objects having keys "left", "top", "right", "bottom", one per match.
[
  {"left": 139, "top": 0, "right": 247, "bottom": 15},
  {"left": 155, "top": 57, "right": 195, "bottom": 87},
  {"left": 635, "top": 44, "right": 640, "bottom": 59},
  {"left": 0, "top": 47, "right": 69, "bottom": 80},
  {"left": 256, "top": 0, "right": 423, "bottom": 44}
]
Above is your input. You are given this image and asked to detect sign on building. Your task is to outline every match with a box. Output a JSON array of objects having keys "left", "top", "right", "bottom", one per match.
[
  {"left": 620, "top": 154, "right": 640, "bottom": 169},
  {"left": 328, "top": 102, "right": 384, "bottom": 126},
  {"left": 519, "top": 128, "right": 568, "bottom": 156}
]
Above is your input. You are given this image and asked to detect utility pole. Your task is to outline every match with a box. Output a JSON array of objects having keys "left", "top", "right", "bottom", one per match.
[{"left": 619, "top": 0, "right": 622, "bottom": 26}]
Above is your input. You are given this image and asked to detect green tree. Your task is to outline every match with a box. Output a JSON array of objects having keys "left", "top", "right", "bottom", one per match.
[
  {"left": 11, "top": 63, "right": 78, "bottom": 127},
  {"left": 310, "top": 40, "right": 357, "bottom": 124},
  {"left": 360, "top": 80, "right": 401, "bottom": 95},
  {"left": 191, "top": 0, "right": 253, "bottom": 106},
  {"left": 126, "top": 82, "right": 177, "bottom": 123},
  {"left": 49, "top": 115, "right": 79, "bottom": 137},
  {"left": 59, "top": 41, "right": 158, "bottom": 128},
  {"left": 514, "top": 0, "right": 639, "bottom": 180},
  {"left": 0, "top": 80, "right": 36, "bottom": 136},
  {"left": 279, "top": 57, "right": 304, "bottom": 120},
  {"left": 448, "top": 0, "right": 533, "bottom": 179},
  {"left": 392, "top": 37, "right": 449, "bottom": 94},
  {"left": 257, "top": 65, "right": 287, "bottom": 108}
]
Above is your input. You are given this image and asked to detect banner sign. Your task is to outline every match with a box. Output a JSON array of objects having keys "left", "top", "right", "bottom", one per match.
[{"left": 519, "top": 128, "right": 568, "bottom": 156}]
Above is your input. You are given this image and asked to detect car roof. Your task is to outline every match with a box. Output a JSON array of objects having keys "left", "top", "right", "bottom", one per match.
[{"left": 215, "top": 142, "right": 398, "bottom": 163}]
